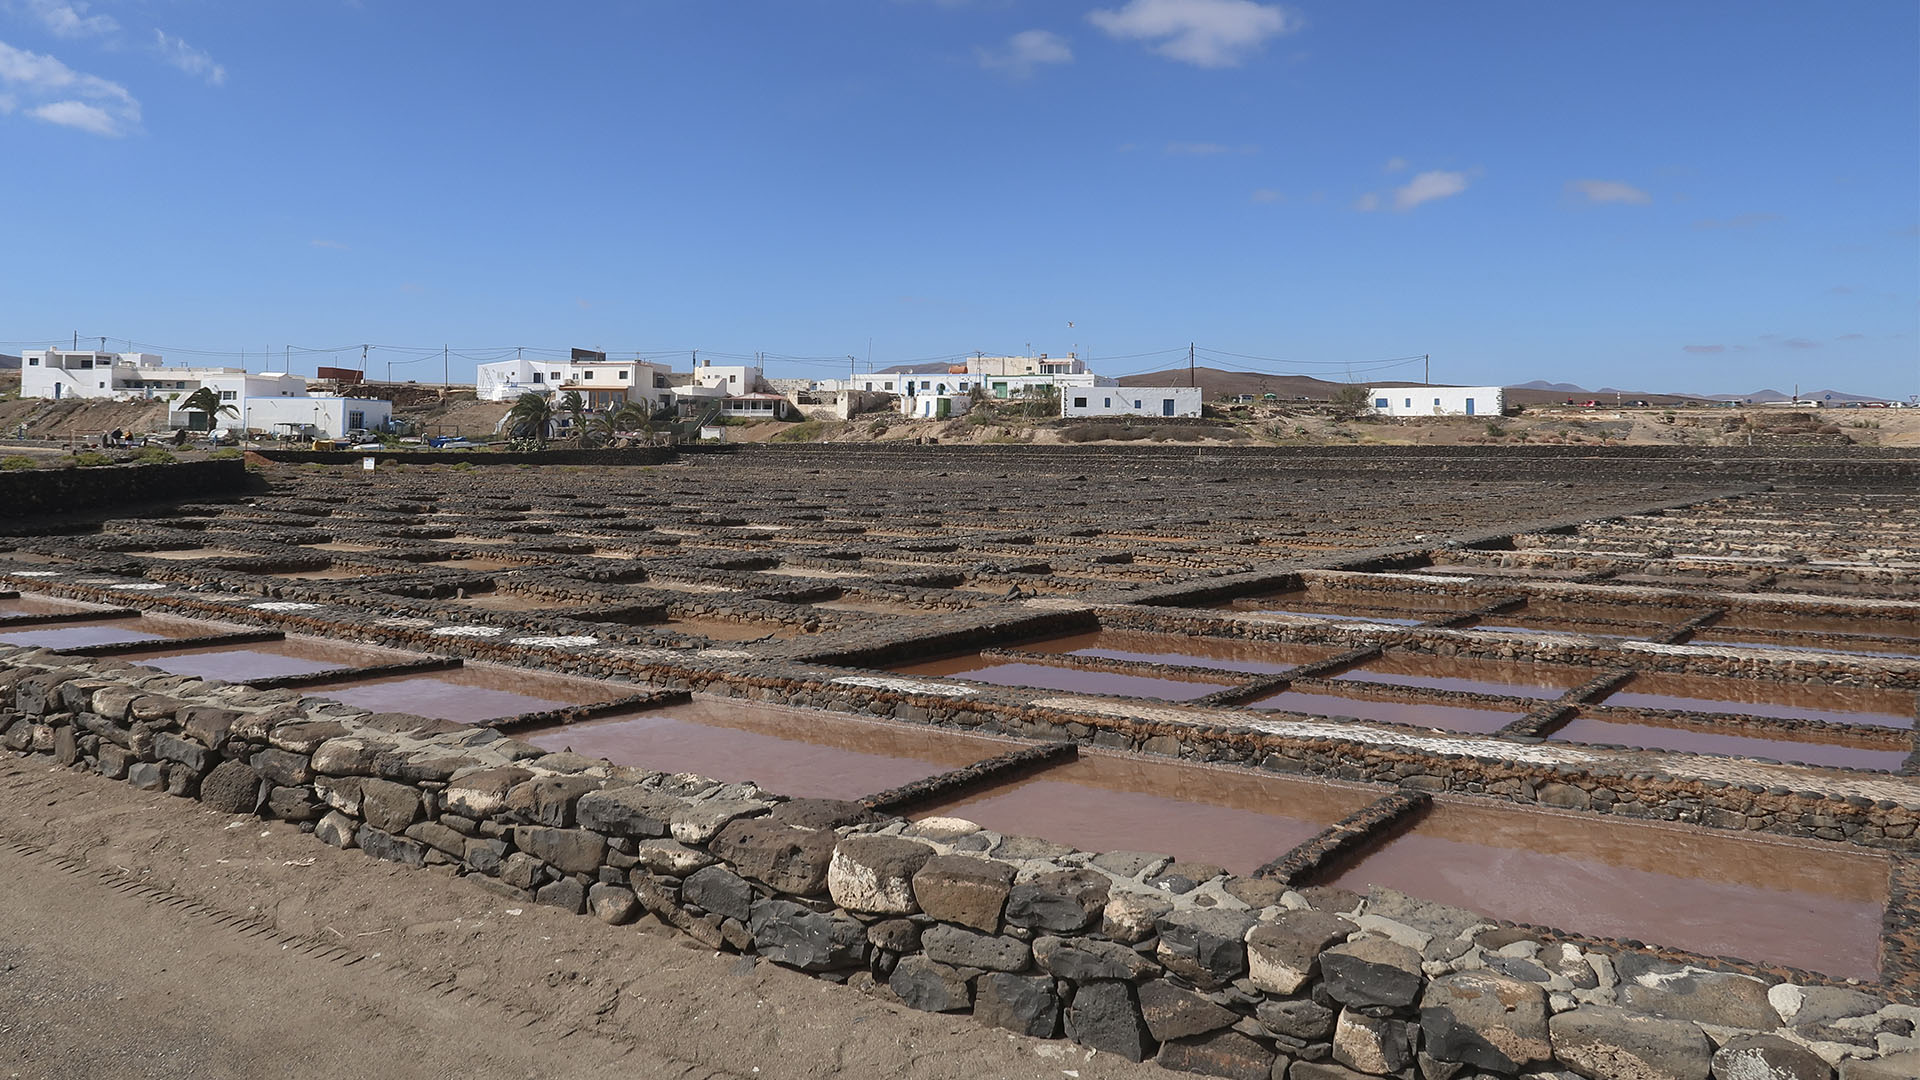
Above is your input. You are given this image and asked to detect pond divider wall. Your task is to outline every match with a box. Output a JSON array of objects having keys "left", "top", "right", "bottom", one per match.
[
  {"left": 0, "top": 459, "right": 249, "bottom": 515},
  {"left": 4, "top": 645, "right": 1918, "bottom": 1080}
]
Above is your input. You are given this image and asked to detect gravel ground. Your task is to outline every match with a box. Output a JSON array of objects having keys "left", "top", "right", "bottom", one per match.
[{"left": 0, "top": 754, "right": 1162, "bottom": 1080}]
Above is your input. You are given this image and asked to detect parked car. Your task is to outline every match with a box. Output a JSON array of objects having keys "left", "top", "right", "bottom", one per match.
[{"left": 430, "top": 436, "right": 474, "bottom": 449}]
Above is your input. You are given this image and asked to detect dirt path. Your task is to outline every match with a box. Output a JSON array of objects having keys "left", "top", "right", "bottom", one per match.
[{"left": 0, "top": 756, "right": 1158, "bottom": 1080}]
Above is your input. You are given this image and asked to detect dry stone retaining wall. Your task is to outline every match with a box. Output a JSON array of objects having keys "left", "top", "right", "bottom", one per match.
[{"left": 2, "top": 644, "right": 1916, "bottom": 1080}]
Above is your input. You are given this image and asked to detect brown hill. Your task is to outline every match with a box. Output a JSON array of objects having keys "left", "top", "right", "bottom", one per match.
[{"left": 1116, "top": 367, "right": 1350, "bottom": 400}]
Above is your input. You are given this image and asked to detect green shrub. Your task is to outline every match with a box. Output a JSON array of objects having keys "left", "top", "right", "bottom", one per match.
[
  {"left": 131, "top": 447, "right": 177, "bottom": 465},
  {"left": 207, "top": 448, "right": 243, "bottom": 459},
  {"left": 772, "top": 419, "right": 825, "bottom": 443},
  {"left": 1484, "top": 422, "right": 1507, "bottom": 437},
  {"left": 71, "top": 451, "right": 114, "bottom": 466},
  {"left": 0, "top": 455, "right": 36, "bottom": 471}
]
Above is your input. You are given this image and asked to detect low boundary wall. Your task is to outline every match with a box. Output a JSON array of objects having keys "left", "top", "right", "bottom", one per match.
[{"left": 2, "top": 645, "right": 1914, "bottom": 1080}]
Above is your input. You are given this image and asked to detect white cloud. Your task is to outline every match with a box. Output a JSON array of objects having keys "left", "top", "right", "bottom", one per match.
[
  {"left": 153, "top": 29, "right": 225, "bottom": 86},
  {"left": 1393, "top": 169, "right": 1468, "bottom": 211},
  {"left": 0, "top": 39, "right": 140, "bottom": 136},
  {"left": 29, "top": 97, "right": 112, "bottom": 133},
  {"left": 1568, "top": 179, "right": 1650, "bottom": 205},
  {"left": 1250, "top": 188, "right": 1282, "bottom": 203},
  {"left": 977, "top": 29, "right": 1072, "bottom": 77},
  {"left": 1353, "top": 192, "right": 1379, "bottom": 212},
  {"left": 1383, "top": 156, "right": 1407, "bottom": 173},
  {"left": 1087, "top": 0, "right": 1299, "bottom": 68},
  {"left": 19, "top": 0, "right": 117, "bottom": 39},
  {"left": 1164, "top": 140, "right": 1243, "bottom": 155}
]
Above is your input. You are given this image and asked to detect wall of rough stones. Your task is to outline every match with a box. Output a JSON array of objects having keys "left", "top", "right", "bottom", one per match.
[
  {"left": 0, "top": 458, "right": 249, "bottom": 514},
  {"left": 253, "top": 447, "right": 676, "bottom": 466},
  {"left": 4, "top": 645, "right": 1916, "bottom": 1080}
]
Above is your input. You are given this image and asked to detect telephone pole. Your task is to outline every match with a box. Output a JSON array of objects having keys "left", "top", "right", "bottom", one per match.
[
  {"left": 444, "top": 345, "right": 449, "bottom": 389},
  {"left": 1424, "top": 354, "right": 1430, "bottom": 386},
  {"left": 1189, "top": 343, "right": 1196, "bottom": 388}
]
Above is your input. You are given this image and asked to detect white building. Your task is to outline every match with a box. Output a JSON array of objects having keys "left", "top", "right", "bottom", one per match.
[
  {"left": 237, "top": 395, "right": 393, "bottom": 439},
  {"left": 1061, "top": 386, "right": 1203, "bottom": 419},
  {"left": 691, "top": 362, "right": 767, "bottom": 395},
  {"left": 967, "top": 354, "right": 1086, "bottom": 377},
  {"left": 900, "top": 393, "right": 973, "bottom": 420},
  {"left": 1367, "top": 386, "right": 1504, "bottom": 417},
  {"left": 21, "top": 350, "right": 305, "bottom": 406},
  {"left": 475, "top": 356, "right": 674, "bottom": 411}
]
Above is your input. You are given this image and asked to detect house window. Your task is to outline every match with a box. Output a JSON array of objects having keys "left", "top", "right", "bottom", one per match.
[
  {"left": 98, "top": 381, "right": 106, "bottom": 388},
  {"left": 654, "top": 375, "right": 667, "bottom": 388},
  {"left": 1104, "top": 397, "right": 1111, "bottom": 407},
  {"left": 1162, "top": 398, "right": 1175, "bottom": 416},
  {"left": 1374, "top": 398, "right": 1389, "bottom": 408},
  {"left": 1073, "top": 397, "right": 1087, "bottom": 408},
  {"left": 219, "top": 391, "right": 238, "bottom": 401},
  {"left": 347, "top": 410, "right": 366, "bottom": 429},
  {"left": 26, "top": 357, "right": 36, "bottom": 366},
  {"left": 920, "top": 380, "right": 931, "bottom": 391},
  {"left": 1133, "top": 400, "right": 1141, "bottom": 409},
  {"left": 730, "top": 375, "right": 738, "bottom": 384},
  {"left": 1405, "top": 398, "right": 1412, "bottom": 408},
  {"left": 1433, "top": 398, "right": 1441, "bottom": 406},
  {"left": 531, "top": 372, "right": 543, "bottom": 383},
  {"left": 884, "top": 381, "right": 894, "bottom": 391},
  {"left": 550, "top": 371, "right": 561, "bottom": 380},
  {"left": 76, "top": 358, "right": 92, "bottom": 369},
  {"left": 619, "top": 371, "right": 629, "bottom": 379}
]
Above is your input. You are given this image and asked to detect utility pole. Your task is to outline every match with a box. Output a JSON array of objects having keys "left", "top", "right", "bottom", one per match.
[
  {"left": 444, "top": 345, "right": 449, "bottom": 389},
  {"left": 1424, "top": 354, "right": 1430, "bottom": 386},
  {"left": 1189, "top": 343, "right": 1196, "bottom": 388}
]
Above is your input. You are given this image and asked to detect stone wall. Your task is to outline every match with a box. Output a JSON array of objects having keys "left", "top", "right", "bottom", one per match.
[
  {"left": 0, "top": 458, "right": 248, "bottom": 515},
  {"left": 252, "top": 447, "right": 677, "bottom": 466},
  {"left": 2, "top": 644, "right": 1914, "bottom": 1080}
]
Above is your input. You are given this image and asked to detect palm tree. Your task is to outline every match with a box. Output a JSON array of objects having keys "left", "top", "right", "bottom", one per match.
[
  {"left": 581, "top": 402, "right": 650, "bottom": 447},
  {"left": 505, "top": 391, "right": 555, "bottom": 444},
  {"left": 556, "top": 390, "right": 587, "bottom": 444},
  {"left": 179, "top": 386, "right": 237, "bottom": 432}
]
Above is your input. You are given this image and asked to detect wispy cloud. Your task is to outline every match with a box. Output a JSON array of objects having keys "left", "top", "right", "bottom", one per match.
[
  {"left": 153, "top": 29, "right": 225, "bottom": 86},
  {"left": 1249, "top": 188, "right": 1282, "bottom": 203},
  {"left": 0, "top": 39, "right": 140, "bottom": 136},
  {"left": 310, "top": 239, "right": 348, "bottom": 250},
  {"left": 1837, "top": 332, "right": 1867, "bottom": 341},
  {"left": 1163, "top": 140, "right": 1254, "bottom": 155},
  {"left": 1382, "top": 157, "right": 1406, "bottom": 173},
  {"left": 1352, "top": 192, "right": 1379, "bottom": 212},
  {"left": 1782, "top": 337, "right": 1819, "bottom": 349},
  {"left": 1567, "top": 179, "right": 1650, "bottom": 205},
  {"left": 18, "top": 0, "right": 117, "bottom": 39},
  {"left": 1087, "top": 0, "right": 1300, "bottom": 68},
  {"left": 1694, "top": 212, "right": 1780, "bottom": 230},
  {"left": 1393, "top": 169, "right": 1468, "bottom": 211},
  {"left": 977, "top": 29, "right": 1072, "bottom": 77},
  {"left": 1682, "top": 344, "right": 1725, "bottom": 354}
]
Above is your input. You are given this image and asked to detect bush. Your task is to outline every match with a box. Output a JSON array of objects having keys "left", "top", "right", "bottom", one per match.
[
  {"left": 207, "top": 448, "right": 244, "bottom": 459},
  {"left": 0, "top": 455, "right": 36, "bottom": 471},
  {"left": 772, "top": 419, "right": 826, "bottom": 443},
  {"left": 1484, "top": 422, "right": 1506, "bottom": 437},
  {"left": 131, "top": 447, "right": 177, "bottom": 465},
  {"left": 71, "top": 451, "right": 114, "bottom": 467}
]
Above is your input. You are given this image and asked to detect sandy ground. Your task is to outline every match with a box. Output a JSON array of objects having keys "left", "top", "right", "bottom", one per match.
[
  {"left": 0, "top": 754, "right": 1161, "bottom": 1080},
  {"left": 4, "top": 393, "right": 1915, "bottom": 448}
]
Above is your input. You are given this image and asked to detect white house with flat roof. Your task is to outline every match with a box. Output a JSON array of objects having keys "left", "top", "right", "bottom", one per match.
[
  {"left": 21, "top": 350, "right": 305, "bottom": 405},
  {"left": 1367, "top": 386, "right": 1504, "bottom": 417},
  {"left": 1061, "top": 386, "right": 1203, "bottom": 419},
  {"left": 475, "top": 357, "right": 675, "bottom": 411},
  {"left": 235, "top": 395, "right": 393, "bottom": 439}
]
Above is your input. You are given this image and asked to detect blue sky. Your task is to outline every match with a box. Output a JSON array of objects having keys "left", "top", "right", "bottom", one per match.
[{"left": 2, "top": 1, "right": 1915, "bottom": 396}]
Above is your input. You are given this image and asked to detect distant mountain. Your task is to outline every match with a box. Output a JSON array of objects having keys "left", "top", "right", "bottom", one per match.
[
  {"left": 0, "top": 354, "right": 19, "bottom": 370},
  {"left": 1703, "top": 388, "right": 1890, "bottom": 404},
  {"left": 1117, "top": 366, "right": 1348, "bottom": 400},
  {"left": 1512, "top": 380, "right": 1587, "bottom": 393},
  {"left": 876, "top": 361, "right": 962, "bottom": 375}
]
